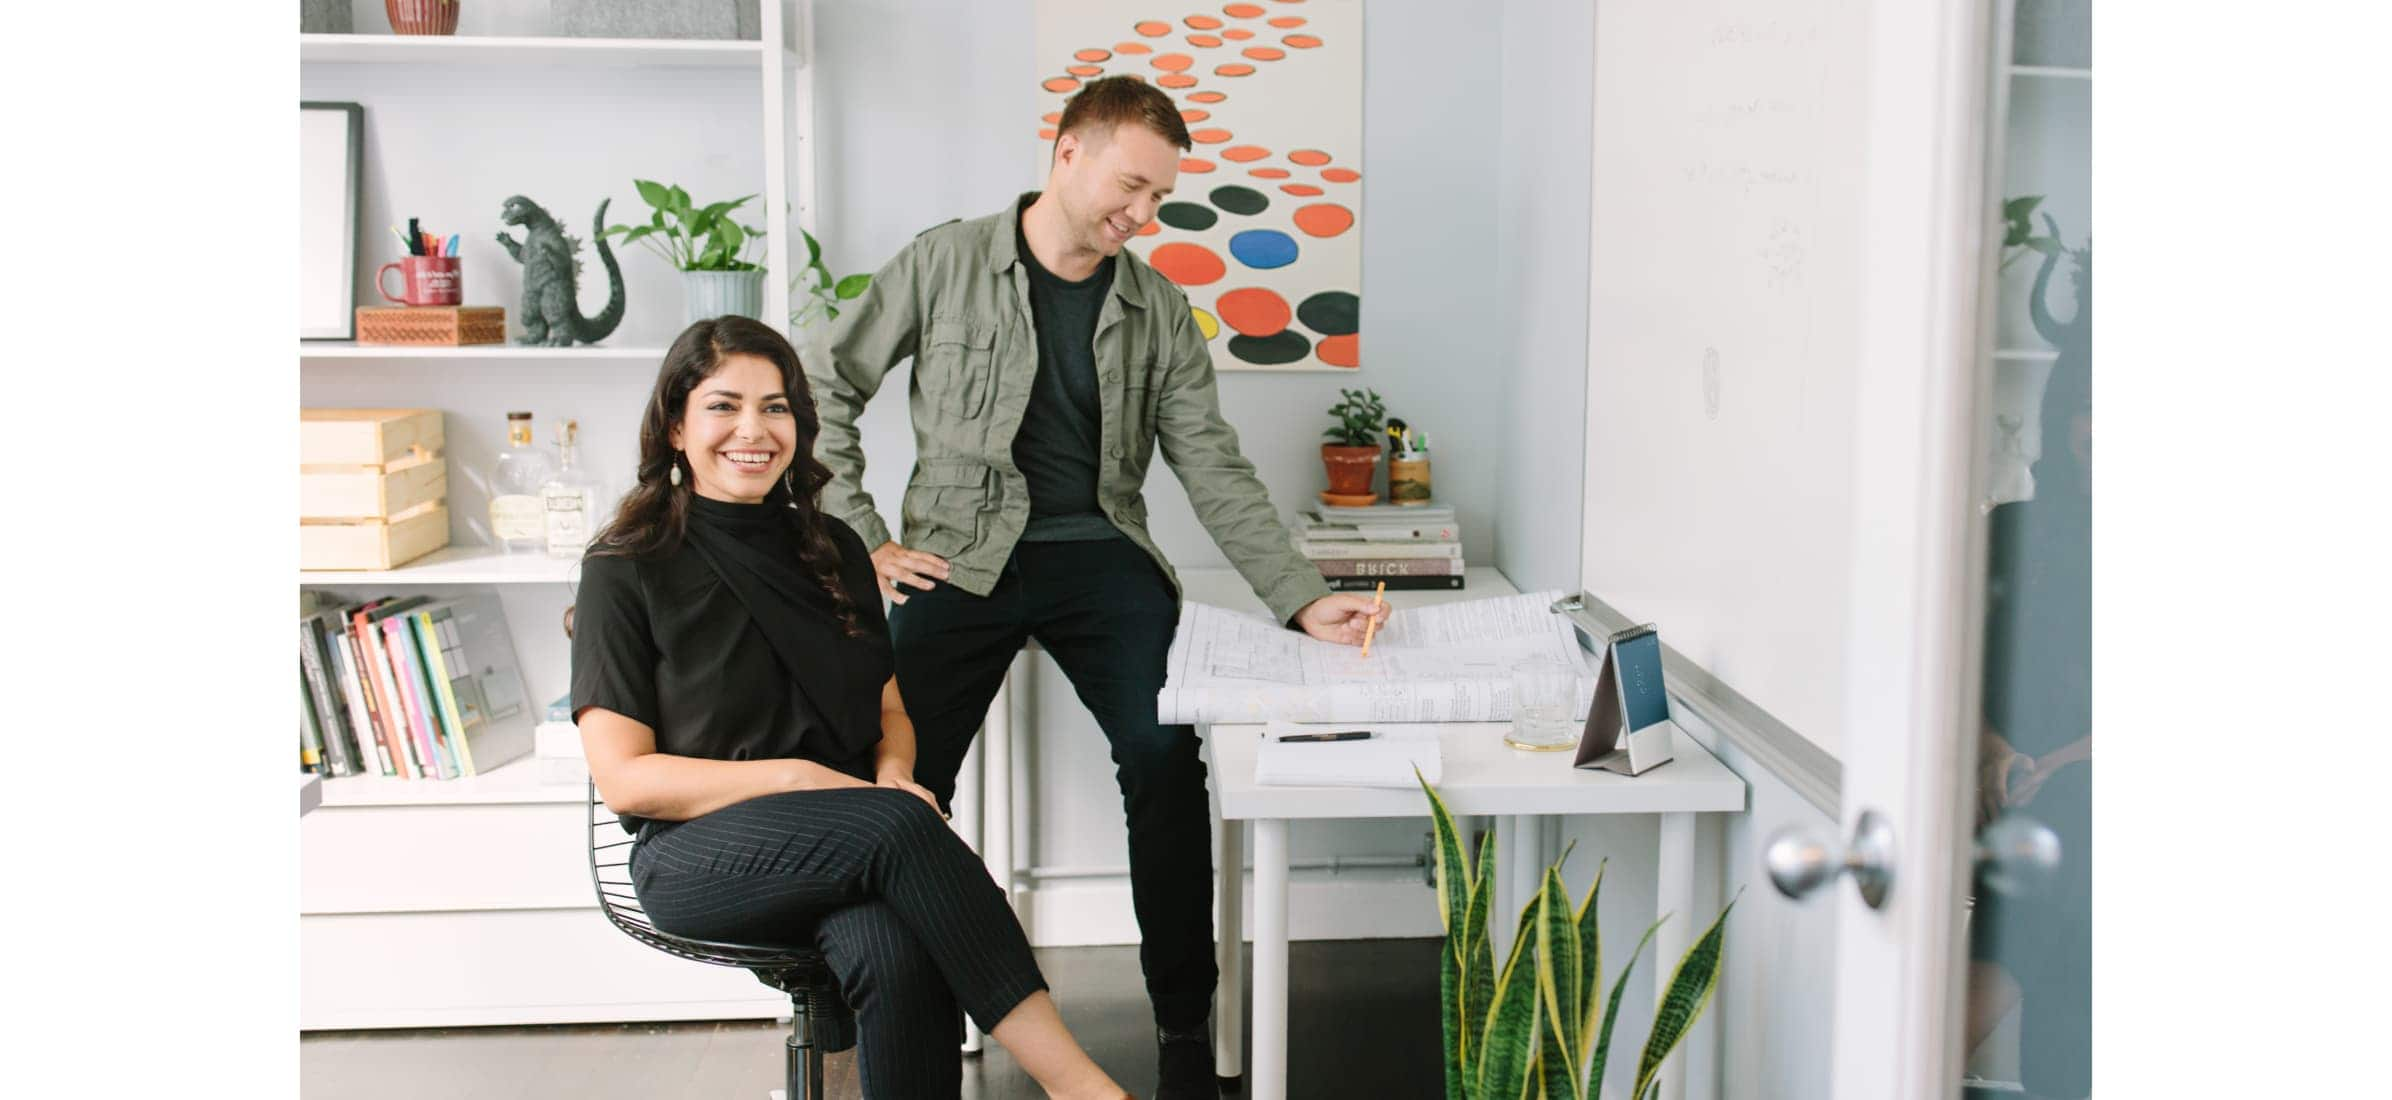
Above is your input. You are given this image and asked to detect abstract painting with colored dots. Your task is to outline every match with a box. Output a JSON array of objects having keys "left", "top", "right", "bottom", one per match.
[{"left": 1034, "top": 0, "right": 1363, "bottom": 371}]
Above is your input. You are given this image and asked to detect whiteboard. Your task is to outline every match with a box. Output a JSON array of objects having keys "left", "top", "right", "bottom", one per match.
[{"left": 1581, "top": 0, "right": 1872, "bottom": 759}]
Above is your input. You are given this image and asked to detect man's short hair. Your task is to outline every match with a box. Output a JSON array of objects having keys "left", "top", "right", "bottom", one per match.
[{"left": 1055, "top": 75, "right": 1192, "bottom": 152}]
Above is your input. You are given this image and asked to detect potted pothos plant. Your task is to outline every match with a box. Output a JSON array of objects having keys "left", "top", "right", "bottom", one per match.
[
  {"left": 1322, "top": 387, "right": 1387, "bottom": 501},
  {"left": 1421, "top": 773, "right": 1733, "bottom": 1100},
  {"left": 601, "top": 180, "right": 767, "bottom": 324}
]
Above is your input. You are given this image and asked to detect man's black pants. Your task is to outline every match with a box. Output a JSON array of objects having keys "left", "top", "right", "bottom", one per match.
[{"left": 889, "top": 536, "right": 1216, "bottom": 1031}]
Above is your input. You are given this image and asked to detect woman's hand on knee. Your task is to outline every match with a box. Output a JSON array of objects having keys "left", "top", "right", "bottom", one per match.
[{"left": 877, "top": 774, "right": 945, "bottom": 819}]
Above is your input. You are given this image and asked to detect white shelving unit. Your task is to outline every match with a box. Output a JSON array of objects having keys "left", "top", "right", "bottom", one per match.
[{"left": 299, "top": 2, "right": 819, "bottom": 1031}]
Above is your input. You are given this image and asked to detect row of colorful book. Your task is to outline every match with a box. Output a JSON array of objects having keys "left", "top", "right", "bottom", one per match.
[
  {"left": 1292, "top": 501, "right": 1465, "bottom": 591},
  {"left": 298, "top": 589, "right": 534, "bottom": 780}
]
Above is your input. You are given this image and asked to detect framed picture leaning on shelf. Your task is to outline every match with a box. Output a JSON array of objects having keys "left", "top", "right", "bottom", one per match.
[{"left": 300, "top": 101, "right": 364, "bottom": 340}]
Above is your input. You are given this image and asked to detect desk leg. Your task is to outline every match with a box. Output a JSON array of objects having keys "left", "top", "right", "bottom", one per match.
[
  {"left": 1252, "top": 819, "right": 1290, "bottom": 1100},
  {"left": 954, "top": 741, "right": 985, "bottom": 1055},
  {"left": 1215, "top": 815, "right": 1245, "bottom": 1089},
  {"left": 1652, "top": 811, "right": 1697, "bottom": 1100},
  {"left": 1491, "top": 817, "right": 1519, "bottom": 958}
]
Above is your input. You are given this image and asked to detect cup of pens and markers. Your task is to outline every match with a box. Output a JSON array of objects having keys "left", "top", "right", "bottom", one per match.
[
  {"left": 1386, "top": 418, "right": 1432, "bottom": 505},
  {"left": 377, "top": 218, "right": 462, "bottom": 307}
]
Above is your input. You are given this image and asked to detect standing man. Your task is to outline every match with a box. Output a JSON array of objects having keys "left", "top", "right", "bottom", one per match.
[{"left": 809, "top": 75, "right": 1387, "bottom": 1097}]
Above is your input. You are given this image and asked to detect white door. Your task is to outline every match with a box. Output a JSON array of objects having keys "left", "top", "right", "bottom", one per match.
[{"left": 1807, "top": 1, "right": 2088, "bottom": 1096}]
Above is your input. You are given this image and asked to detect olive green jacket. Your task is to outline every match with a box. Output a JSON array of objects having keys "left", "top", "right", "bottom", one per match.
[{"left": 808, "top": 195, "right": 1331, "bottom": 625}]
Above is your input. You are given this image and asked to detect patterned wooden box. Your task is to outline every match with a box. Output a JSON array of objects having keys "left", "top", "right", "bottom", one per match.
[{"left": 356, "top": 305, "right": 507, "bottom": 346}]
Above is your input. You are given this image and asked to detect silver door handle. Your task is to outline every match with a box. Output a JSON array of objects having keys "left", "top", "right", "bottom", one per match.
[
  {"left": 1974, "top": 814, "right": 2063, "bottom": 897},
  {"left": 1765, "top": 810, "right": 1897, "bottom": 909}
]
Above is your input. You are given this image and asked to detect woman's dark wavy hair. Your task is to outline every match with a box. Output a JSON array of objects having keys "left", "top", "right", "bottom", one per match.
[{"left": 588, "top": 316, "right": 865, "bottom": 638}]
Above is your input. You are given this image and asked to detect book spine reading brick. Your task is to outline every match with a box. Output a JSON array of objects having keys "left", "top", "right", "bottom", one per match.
[{"left": 1312, "top": 557, "right": 1465, "bottom": 578}]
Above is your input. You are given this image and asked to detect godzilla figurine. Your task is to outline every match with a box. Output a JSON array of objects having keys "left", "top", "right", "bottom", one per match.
[{"left": 496, "top": 195, "right": 625, "bottom": 346}]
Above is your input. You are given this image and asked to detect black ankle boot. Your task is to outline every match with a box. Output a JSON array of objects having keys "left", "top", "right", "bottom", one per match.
[{"left": 1155, "top": 1026, "right": 1218, "bottom": 1100}]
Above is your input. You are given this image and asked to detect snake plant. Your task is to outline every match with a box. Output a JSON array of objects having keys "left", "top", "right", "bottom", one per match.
[{"left": 1422, "top": 772, "right": 1735, "bottom": 1100}]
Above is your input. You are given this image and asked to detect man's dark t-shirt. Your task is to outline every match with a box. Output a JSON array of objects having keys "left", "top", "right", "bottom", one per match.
[{"left": 1012, "top": 202, "right": 1125, "bottom": 543}]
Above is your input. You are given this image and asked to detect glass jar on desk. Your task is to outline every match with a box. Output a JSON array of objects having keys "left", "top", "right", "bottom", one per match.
[{"left": 1507, "top": 657, "right": 1583, "bottom": 751}]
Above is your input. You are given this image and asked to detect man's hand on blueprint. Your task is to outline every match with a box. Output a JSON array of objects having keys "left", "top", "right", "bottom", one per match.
[{"left": 1292, "top": 593, "right": 1393, "bottom": 646}]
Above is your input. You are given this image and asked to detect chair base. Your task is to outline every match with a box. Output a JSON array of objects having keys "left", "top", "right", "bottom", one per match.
[{"left": 1219, "top": 1073, "right": 1245, "bottom": 1092}]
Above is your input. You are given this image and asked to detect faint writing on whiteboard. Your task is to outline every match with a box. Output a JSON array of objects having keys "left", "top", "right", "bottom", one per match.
[
  {"left": 1758, "top": 219, "right": 1807, "bottom": 288},
  {"left": 1683, "top": 159, "right": 1804, "bottom": 193}
]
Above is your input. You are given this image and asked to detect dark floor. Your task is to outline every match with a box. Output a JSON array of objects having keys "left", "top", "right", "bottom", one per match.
[{"left": 301, "top": 939, "right": 1444, "bottom": 1099}]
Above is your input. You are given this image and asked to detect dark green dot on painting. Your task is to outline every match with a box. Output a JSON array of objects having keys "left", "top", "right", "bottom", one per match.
[
  {"left": 1157, "top": 202, "right": 1218, "bottom": 231},
  {"left": 1296, "top": 291, "right": 1360, "bottom": 336},
  {"left": 1209, "top": 185, "right": 1269, "bottom": 216},
  {"left": 1227, "top": 330, "right": 1311, "bottom": 365}
]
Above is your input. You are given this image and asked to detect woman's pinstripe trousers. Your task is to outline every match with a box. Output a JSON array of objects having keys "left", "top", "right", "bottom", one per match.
[{"left": 632, "top": 786, "right": 1049, "bottom": 1098}]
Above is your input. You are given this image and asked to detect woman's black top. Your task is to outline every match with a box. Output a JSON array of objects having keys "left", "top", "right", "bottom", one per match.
[{"left": 570, "top": 492, "right": 892, "bottom": 833}]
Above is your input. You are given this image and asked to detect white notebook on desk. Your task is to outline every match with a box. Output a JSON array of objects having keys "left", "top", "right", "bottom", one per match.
[{"left": 1253, "top": 723, "right": 1443, "bottom": 788}]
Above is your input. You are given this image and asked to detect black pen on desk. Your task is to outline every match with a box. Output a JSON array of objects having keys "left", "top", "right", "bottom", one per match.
[{"left": 1277, "top": 730, "right": 1374, "bottom": 743}]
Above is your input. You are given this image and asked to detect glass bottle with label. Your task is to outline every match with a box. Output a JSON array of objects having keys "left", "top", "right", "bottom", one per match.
[
  {"left": 489, "top": 411, "right": 553, "bottom": 555},
  {"left": 541, "top": 419, "right": 601, "bottom": 558}
]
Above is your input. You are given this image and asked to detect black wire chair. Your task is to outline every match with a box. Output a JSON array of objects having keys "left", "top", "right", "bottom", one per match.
[{"left": 587, "top": 781, "right": 856, "bottom": 1099}]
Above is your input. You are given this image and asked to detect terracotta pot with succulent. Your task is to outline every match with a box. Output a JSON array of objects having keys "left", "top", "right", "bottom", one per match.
[
  {"left": 386, "top": 0, "right": 458, "bottom": 36},
  {"left": 1321, "top": 387, "right": 1387, "bottom": 503},
  {"left": 602, "top": 180, "right": 768, "bottom": 325}
]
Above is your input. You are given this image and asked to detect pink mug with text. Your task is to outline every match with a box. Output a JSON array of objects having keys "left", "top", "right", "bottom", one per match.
[{"left": 377, "top": 255, "right": 462, "bottom": 307}]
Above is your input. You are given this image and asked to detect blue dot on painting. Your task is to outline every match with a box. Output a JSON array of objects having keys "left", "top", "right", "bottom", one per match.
[{"left": 1227, "top": 229, "right": 1298, "bottom": 270}]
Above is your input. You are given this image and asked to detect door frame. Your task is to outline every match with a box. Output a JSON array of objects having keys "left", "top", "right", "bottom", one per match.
[{"left": 1830, "top": 0, "right": 2005, "bottom": 1095}]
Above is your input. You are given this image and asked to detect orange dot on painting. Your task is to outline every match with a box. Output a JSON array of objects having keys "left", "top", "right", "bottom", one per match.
[
  {"left": 1042, "top": 77, "right": 1081, "bottom": 93},
  {"left": 1216, "top": 287, "right": 1293, "bottom": 337},
  {"left": 1284, "top": 34, "right": 1323, "bottom": 48},
  {"left": 1042, "top": 112, "right": 1060, "bottom": 123},
  {"left": 1115, "top": 41, "right": 1152, "bottom": 53},
  {"left": 1068, "top": 65, "right": 1103, "bottom": 76},
  {"left": 1075, "top": 48, "right": 1111, "bottom": 62},
  {"left": 1185, "top": 14, "right": 1223, "bottom": 30},
  {"left": 1157, "top": 74, "right": 1198, "bottom": 88},
  {"left": 1269, "top": 16, "right": 1306, "bottom": 27},
  {"left": 1223, "top": 28, "right": 1254, "bottom": 40},
  {"left": 1321, "top": 167, "right": 1361, "bottom": 183},
  {"left": 1189, "top": 128, "right": 1233, "bottom": 144},
  {"left": 1188, "top": 91, "right": 1227, "bottom": 103},
  {"left": 1316, "top": 333, "right": 1359, "bottom": 368},
  {"left": 1180, "top": 108, "right": 1211, "bottom": 122},
  {"left": 1279, "top": 183, "right": 1323, "bottom": 196},
  {"left": 1247, "top": 167, "right": 1290, "bottom": 179},
  {"left": 1242, "top": 46, "right": 1286, "bottom": 61},
  {"left": 1151, "top": 52, "right": 1193, "bottom": 72},
  {"left": 1135, "top": 20, "right": 1171, "bottom": 36},
  {"left": 1292, "top": 203, "right": 1354, "bottom": 238},
  {"left": 1038, "top": 129, "right": 1058, "bottom": 140},
  {"left": 1148, "top": 242, "right": 1227, "bottom": 286},
  {"left": 1221, "top": 145, "right": 1270, "bottom": 162},
  {"left": 1137, "top": 220, "right": 1161, "bottom": 237},
  {"left": 1215, "top": 63, "right": 1255, "bottom": 77},
  {"left": 1225, "top": 2, "right": 1266, "bottom": 16},
  {"left": 1288, "top": 149, "right": 1331, "bottom": 166},
  {"left": 1179, "top": 157, "right": 1217, "bottom": 173},
  {"left": 1187, "top": 33, "right": 1222, "bottom": 47}
]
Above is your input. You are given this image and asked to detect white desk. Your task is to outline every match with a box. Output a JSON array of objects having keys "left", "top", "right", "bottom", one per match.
[{"left": 1204, "top": 722, "right": 1747, "bottom": 1100}]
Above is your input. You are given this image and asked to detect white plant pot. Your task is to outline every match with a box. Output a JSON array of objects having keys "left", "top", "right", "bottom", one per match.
[{"left": 683, "top": 269, "right": 765, "bottom": 325}]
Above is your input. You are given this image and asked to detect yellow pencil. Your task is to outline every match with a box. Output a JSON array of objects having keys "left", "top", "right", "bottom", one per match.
[{"left": 1360, "top": 580, "right": 1385, "bottom": 657}]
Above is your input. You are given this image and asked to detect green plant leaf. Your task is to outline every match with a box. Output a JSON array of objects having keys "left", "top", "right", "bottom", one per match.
[
  {"left": 1587, "top": 917, "right": 1660, "bottom": 1099},
  {"left": 824, "top": 305, "right": 841, "bottom": 322},
  {"left": 1419, "top": 774, "right": 1473, "bottom": 947},
  {"left": 835, "top": 273, "right": 873, "bottom": 300},
  {"left": 803, "top": 228, "right": 823, "bottom": 267},
  {"left": 1573, "top": 860, "right": 1607, "bottom": 1069},
  {"left": 1463, "top": 831, "right": 1497, "bottom": 1085},
  {"left": 1630, "top": 898, "right": 1735, "bottom": 1100},
  {"left": 1533, "top": 869, "right": 1581, "bottom": 1093},
  {"left": 1537, "top": 992, "right": 1580, "bottom": 1100},
  {"left": 668, "top": 184, "right": 692, "bottom": 215},
  {"left": 634, "top": 179, "right": 674, "bottom": 212},
  {"left": 1477, "top": 902, "right": 1544, "bottom": 1100},
  {"left": 1442, "top": 944, "right": 1469, "bottom": 1100}
]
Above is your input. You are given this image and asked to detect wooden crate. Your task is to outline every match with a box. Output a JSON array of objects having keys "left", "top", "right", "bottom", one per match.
[
  {"left": 302, "top": 503, "right": 451, "bottom": 571},
  {"left": 300, "top": 451, "right": 448, "bottom": 520},
  {"left": 302, "top": 409, "right": 443, "bottom": 467},
  {"left": 357, "top": 306, "right": 506, "bottom": 346}
]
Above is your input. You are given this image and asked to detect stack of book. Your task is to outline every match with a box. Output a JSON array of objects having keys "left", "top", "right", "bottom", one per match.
[
  {"left": 298, "top": 589, "right": 534, "bottom": 781},
  {"left": 1292, "top": 502, "right": 1465, "bottom": 591}
]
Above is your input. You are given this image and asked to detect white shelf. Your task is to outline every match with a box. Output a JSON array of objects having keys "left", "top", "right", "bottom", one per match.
[
  {"left": 301, "top": 545, "right": 579, "bottom": 586},
  {"left": 300, "top": 33, "right": 788, "bottom": 69},
  {"left": 2009, "top": 64, "right": 2091, "bottom": 81},
  {"left": 318, "top": 755, "right": 584, "bottom": 808},
  {"left": 301, "top": 341, "right": 667, "bottom": 362}
]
